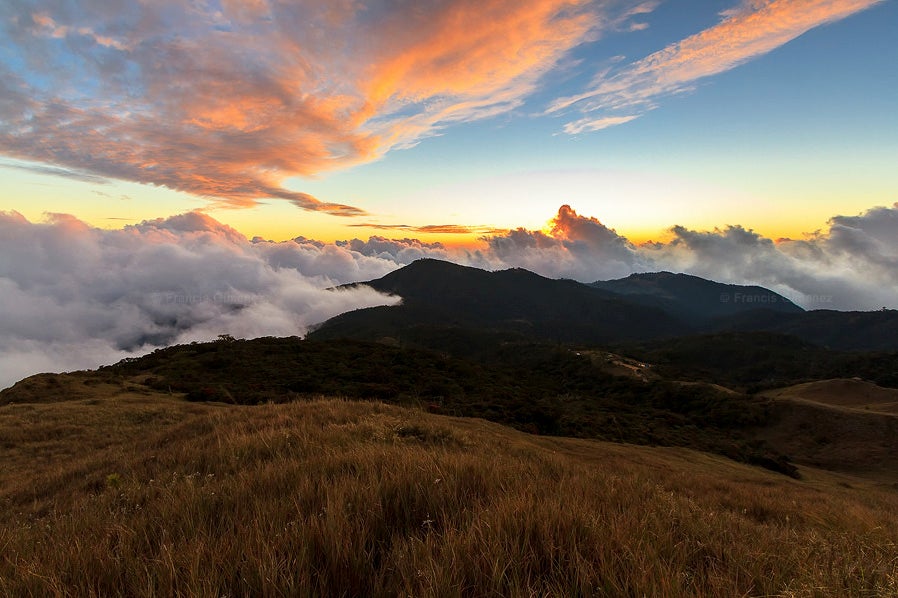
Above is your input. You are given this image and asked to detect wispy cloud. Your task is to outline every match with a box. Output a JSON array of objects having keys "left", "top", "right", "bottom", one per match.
[
  {"left": 360, "top": 0, "right": 601, "bottom": 150},
  {"left": 349, "top": 222, "right": 508, "bottom": 235},
  {"left": 0, "top": 160, "right": 109, "bottom": 185},
  {"left": 562, "top": 114, "right": 639, "bottom": 134},
  {"left": 551, "top": 0, "right": 883, "bottom": 130},
  {"left": 92, "top": 190, "right": 132, "bottom": 201}
]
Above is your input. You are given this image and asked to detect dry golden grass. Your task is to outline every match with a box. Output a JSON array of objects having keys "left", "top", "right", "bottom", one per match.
[
  {"left": 763, "top": 379, "right": 898, "bottom": 414},
  {"left": 2, "top": 377, "right": 898, "bottom": 597},
  {"left": 752, "top": 392, "right": 898, "bottom": 480}
]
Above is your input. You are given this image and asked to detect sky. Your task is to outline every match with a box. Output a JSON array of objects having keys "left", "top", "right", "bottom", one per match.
[{"left": 1, "top": 0, "right": 897, "bottom": 387}]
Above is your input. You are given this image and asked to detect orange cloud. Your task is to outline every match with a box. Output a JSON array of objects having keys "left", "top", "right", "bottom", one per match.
[
  {"left": 2, "top": 0, "right": 621, "bottom": 215},
  {"left": 551, "top": 0, "right": 882, "bottom": 127},
  {"left": 361, "top": 0, "right": 596, "bottom": 148},
  {"left": 4, "top": 5, "right": 381, "bottom": 215}
]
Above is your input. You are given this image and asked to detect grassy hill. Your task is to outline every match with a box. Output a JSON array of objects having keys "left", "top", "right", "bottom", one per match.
[
  {"left": 754, "top": 396, "right": 898, "bottom": 477},
  {"left": 47, "top": 335, "right": 797, "bottom": 476},
  {"left": 762, "top": 379, "right": 898, "bottom": 414},
  {"left": 12, "top": 334, "right": 898, "bottom": 479},
  {"left": 3, "top": 378, "right": 898, "bottom": 596}
]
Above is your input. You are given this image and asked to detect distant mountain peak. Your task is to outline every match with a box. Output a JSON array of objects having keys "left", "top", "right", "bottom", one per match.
[
  {"left": 319, "top": 260, "right": 688, "bottom": 344},
  {"left": 590, "top": 270, "right": 804, "bottom": 323},
  {"left": 317, "top": 261, "right": 898, "bottom": 351}
]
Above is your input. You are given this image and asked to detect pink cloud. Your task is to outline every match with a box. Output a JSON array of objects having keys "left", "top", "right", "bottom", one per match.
[{"left": 361, "top": 0, "right": 598, "bottom": 148}]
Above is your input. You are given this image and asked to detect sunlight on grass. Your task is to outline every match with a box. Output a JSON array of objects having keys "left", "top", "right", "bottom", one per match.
[{"left": 2, "top": 389, "right": 898, "bottom": 596}]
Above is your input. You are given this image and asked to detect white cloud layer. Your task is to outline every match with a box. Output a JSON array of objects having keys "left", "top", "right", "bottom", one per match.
[
  {"left": 0, "top": 211, "right": 402, "bottom": 389},
  {"left": 2, "top": 203, "right": 897, "bottom": 388}
]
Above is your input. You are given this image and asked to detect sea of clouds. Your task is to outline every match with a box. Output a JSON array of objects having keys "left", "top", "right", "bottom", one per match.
[{"left": 2, "top": 203, "right": 897, "bottom": 388}]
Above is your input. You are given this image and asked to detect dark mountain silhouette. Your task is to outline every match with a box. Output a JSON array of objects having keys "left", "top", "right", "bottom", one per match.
[
  {"left": 712, "top": 308, "right": 898, "bottom": 351},
  {"left": 314, "top": 259, "right": 690, "bottom": 345},
  {"left": 313, "top": 259, "right": 821, "bottom": 349},
  {"left": 590, "top": 271, "right": 803, "bottom": 324},
  {"left": 312, "top": 260, "right": 898, "bottom": 352},
  {"left": 598, "top": 274, "right": 898, "bottom": 351}
]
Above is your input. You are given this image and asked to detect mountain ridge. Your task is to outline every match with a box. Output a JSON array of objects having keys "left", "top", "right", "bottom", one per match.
[
  {"left": 317, "top": 259, "right": 898, "bottom": 351},
  {"left": 590, "top": 270, "right": 804, "bottom": 324},
  {"left": 327, "top": 259, "right": 690, "bottom": 344}
]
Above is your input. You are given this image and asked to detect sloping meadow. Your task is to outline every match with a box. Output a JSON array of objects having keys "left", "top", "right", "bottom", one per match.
[{"left": 2, "top": 383, "right": 898, "bottom": 597}]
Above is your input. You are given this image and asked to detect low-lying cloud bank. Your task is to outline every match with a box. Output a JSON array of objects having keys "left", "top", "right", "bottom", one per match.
[
  {"left": 0, "top": 211, "right": 403, "bottom": 389},
  {"left": 2, "top": 203, "right": 897, "bottom": 388}
]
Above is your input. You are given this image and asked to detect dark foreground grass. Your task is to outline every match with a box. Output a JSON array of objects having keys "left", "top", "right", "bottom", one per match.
[{"left": 2, "top": 382, "right": 898, "bottom": 597}]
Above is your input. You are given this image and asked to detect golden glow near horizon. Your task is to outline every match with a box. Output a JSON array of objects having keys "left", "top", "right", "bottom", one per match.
[
  {"left": 0, "top": 188, "right": 858, "bottom": 254},
  {"left": 3, "top": 157, "right": 885, "bottom": 249}
]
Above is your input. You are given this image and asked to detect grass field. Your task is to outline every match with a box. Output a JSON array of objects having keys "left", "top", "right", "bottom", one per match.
[
  {"left": 2, "top": 374, "right": 898, "bottom": 596},
  {"left": 762, "top": 379, "right": 898, "bottom": 414}
]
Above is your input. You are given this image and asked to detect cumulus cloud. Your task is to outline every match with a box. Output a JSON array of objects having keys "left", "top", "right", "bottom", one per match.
[
  {"left": 0, "top": 0, "right": 642, "bottom": 213},
  {"left": 481, "top": 203, "right": 898, "bottom": 311},
  {"left": 483, "top": 204, "right": 650, "bottom": 281},
  {"left": 551, "top": 0, "right": 883, "bottom": 131},
  {"left": 0, "top": 210, "right": 406, "bottom": 389},
  {"left": 334, "top": 237, "right": 452, "bottom": 265}
]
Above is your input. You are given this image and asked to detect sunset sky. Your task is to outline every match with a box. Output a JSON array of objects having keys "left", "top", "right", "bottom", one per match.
[
  {"left": 2, "top": 0, "right": 895, "bottom": 244},
  {"left": 1, "top": 0, "right": 897, "bottom": 387}
]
